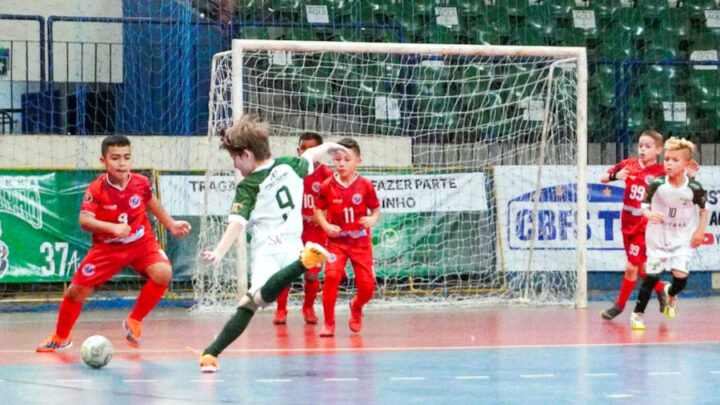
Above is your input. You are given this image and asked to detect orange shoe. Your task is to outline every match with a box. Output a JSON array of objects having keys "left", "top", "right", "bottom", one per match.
[
  {"left": 199, "top": 354, "right": 219, "bottom": 373},
  {"left": 303, "top": 306, "right": 318, "bottom": 325},
  {"left": 36, "top": 333, "right": 72, "bottom": 353},
  {"left": 349, "top": 300, "right": 362, "bottom": 333},
  {"left": 319, "top": 322, "right": 335, "bottom": 337},
  {"left": 123, "top": 316, "right": 142, "bottom": 348},
  {"left": 273, "top": 309, "right": 287, "bottom": 325}
]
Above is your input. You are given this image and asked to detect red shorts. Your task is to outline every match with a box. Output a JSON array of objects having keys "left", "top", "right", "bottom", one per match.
[
  {"left": 72, "top": 239, "right": 170, "bottom": 287},
  {"left": 302, "top": 224, "right": 328, "bottom": 275},
  {"left": 324, "top": 240, "right": 374, "bottom": 279},
  {"left": 622, "top": 232, "right": 646, "bottom": 266}
]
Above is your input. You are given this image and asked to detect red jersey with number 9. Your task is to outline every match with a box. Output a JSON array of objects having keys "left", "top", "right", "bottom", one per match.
[
  {"left": 606, "top": 158, "right": 665, "bottom": 235},
  {"left": 315, "top": 173, "right": 380, "bottom": 245},
  {"left": 80, "top": 173, "right": 154, "bottom": 245}
]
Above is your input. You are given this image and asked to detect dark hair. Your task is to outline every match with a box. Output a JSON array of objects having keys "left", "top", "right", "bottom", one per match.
[
  {"left": 299, "top": 132, "right": 323, "bottom": 146},
  {"left": 220, "top": 115, "right": 271, "bottom": 160},
  {"left": 338, "top": 137, "right": 360, "bottom": 156},
  {"left": 101, "top": 135, "right": 131, "bottom": 156}
]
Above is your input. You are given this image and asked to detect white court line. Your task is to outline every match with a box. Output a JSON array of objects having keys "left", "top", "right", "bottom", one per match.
[
  {"left": 56, "top": 379, "right": 91, "bottom": 383},
  {"left": 390, "top": 377, "right": 426, "bottom": 381},
  {"left": 710, "top": 371, "right": 720, "bottom": 374},
  {"left": 189, "top": 379, "right": 224, "bottom": 383},
  {"left": 455, "top": 376, "right": 490, "bottom": 380},
  {"left": 324, "top": 378, "right": 358, "bottom": 382},
  {"left": 123, "top": 379, "right": 158, "bottom": 383},
  {"left": 256, "top": 379, "right": 292, "bottom": 383},
  {"left": 586, "top": 373, "right": 617, "bottom": 377},
  {"left": 648, "top": 372, "right": 680, "bottom": 376},
  {"left": 520, "top": 374, "right": 555, "bottom": 379},
  {"left": 607, "top": 394, "right": 633, "bottom": 399}
]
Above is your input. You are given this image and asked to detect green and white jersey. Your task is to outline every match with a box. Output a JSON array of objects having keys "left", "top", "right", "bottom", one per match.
[
  {"left": 643, "top": 175, "right": 706, "bottom": 259},
  {"left": 229, "top": 156, "right": 313, "bottom": 254}
]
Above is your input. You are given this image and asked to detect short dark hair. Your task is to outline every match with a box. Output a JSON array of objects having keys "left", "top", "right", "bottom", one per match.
[
  {"left": 220, "top": 115, "right": 271, "bottom": 160},
  {"left": 338, "top": 137, "right": 360, "bottom": 156},
  {"left": 101, "top": 135, "right": 131, "bottom": 156},
  {"left": 299, "top": 132, "right": 323, "bottom": 145}
]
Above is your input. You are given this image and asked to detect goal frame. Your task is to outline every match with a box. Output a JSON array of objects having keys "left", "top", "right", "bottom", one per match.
[{"left": 226, "top": 39, "right": 588, "bottom": 308}]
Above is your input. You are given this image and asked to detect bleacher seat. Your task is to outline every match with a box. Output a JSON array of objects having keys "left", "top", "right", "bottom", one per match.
[
  {"left": 681, "top": 0, "right": 718, "bottom": 20},
  {"left": 590, "top": 64, "right": 617, "bottom": 107},
  {"left": 590, "top": 0, "right": 622, "bottom": 26}
]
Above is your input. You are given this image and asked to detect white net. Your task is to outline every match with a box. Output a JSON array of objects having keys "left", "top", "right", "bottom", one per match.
[{"left": 193, "top": 41, "right": 587, "bottom": 311}]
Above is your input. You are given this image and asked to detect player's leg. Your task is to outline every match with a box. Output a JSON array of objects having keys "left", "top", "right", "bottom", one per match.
[
  {"left": 348, "top": 245, "right": 375, "bottom": 333},
  {"left": 664, "top": 258, "right": 690, "bottom": 319},
  {"left": 634, "top": 232, "right": 667, "bottom": 299},
  {"left": 630, "top": 257, "right": 664, "bottom": 329},
  {"left": 273, "top": 287, "right": 290, "bottom": 325},
  {"left": 601, "top": 234, "right": 640, "bottom": 320},
  {"left": 303, "top": 269, "right": 321, "bottom": 324},
  {"left": 124, "top": 241, "right": 172, "bottom": 347},
  {"left": 321, "top": 243, "right": 348, "bottom": 337},
  {"left": 37, "top": 245, "right": 127, "bottom": 352}
]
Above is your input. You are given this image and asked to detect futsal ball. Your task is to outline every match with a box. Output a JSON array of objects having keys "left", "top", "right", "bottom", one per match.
[{"left": 81, "top": 335, "right": 113, "bottom": 369}]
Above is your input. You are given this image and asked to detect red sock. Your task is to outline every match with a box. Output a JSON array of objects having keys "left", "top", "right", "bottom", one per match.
[
  {"left": 130, "top": 280, "right": 167, "bottom": 322},
  {"left": 616, "top": 276, "right": 637, "bottom": 311},
  {"left": 303, "top": 279, "right": 320, "bottom": 308},
  {"left": 653, "top": 279, "right": 665, "bottom": 293},
  {"left": 276, "top": 287, "right": 290, "bottom": 312},
  {"left": 55, "top": 297, "right": 83, "bottom": 339}
]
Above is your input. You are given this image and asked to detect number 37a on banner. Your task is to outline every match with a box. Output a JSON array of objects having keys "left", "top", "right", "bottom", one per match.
[{"left": 40, "top": 241, "right": 80, "bottom": 277}]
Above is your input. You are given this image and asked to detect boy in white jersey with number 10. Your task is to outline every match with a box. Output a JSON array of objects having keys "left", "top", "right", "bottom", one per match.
[{"left": 630, "top": 137, "right": 708, "bottom": 330}]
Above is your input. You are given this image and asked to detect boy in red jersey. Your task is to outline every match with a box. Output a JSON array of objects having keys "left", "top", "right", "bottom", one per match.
[
  {"left": 599, "top": 130, "right": 697, "bottom": 320},
  {"left": 314, "top": 138, "right": 381, "bottom": 337},
  {"left": 274, "top": 132, "right": 335, "bottom": 325},
  {"left": 37, "top": 135, "right": 191, "bottom": 352}
]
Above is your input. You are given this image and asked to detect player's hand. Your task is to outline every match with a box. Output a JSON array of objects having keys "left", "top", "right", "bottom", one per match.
[
  {"left": 112, "top": 223, "right": 132, "bottom": 238},
  {"left": 201, "top": 250, "right": 223, "bottom": 266},
  {"left": 691, "top": 231, "right": 705, "bottom": 248},
  {"left": 615, "top": 167, "right": 630, "bottom": 181},
  {"left": 168, "top": 220, "right": 192, "bottom": 237},
  {"left": 686, "top": 159, "right": 700, "bottom": 178},
  {"left": 645, "top": 211, "right": 664, "bottom": 224},
  {"left": 359, "top": 216, "right": 376, "bottom": 228},
  {"left": 327, "top": 142, "right": 350, "bottom": 158},
  {"left": 323, "top": 224, "right": 341, "bottom": 238}
]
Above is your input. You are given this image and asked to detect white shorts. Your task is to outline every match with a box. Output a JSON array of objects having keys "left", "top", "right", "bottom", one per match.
[
  {"left": 646, "top": 255, "right": 691, "bottom": 275},
  {"left": 249, "top": 246, "right": 303, "bottom": 296}
]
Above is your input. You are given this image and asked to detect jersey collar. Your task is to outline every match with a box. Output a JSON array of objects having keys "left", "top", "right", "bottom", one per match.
[
  {"left": 333, "top": 172, "right": 359, "bottom": 188},
  {"left": 254, "top": 159, "right": 275, "bottom": 173},
  {"left": 106, "top": 173, "right": 132, "bottom": 191}
]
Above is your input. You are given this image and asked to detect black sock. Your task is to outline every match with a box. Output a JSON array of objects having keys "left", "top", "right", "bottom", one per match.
[
  {"left": 203, "top": 307, "right": 255, "bottom": 357},
  {"left": 260, "top": 260, "right": 305, "bottom": 303},
  {"left": 668, "top": 276, "right": 687, "bottom": 296},
  {"left": 633, "top": 275, "right": 660, "bottom": 314}
]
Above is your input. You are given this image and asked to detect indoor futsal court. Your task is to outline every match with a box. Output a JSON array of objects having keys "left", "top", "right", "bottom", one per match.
[{"left": 3, "top": 298, "right": 720, "bottom": 404}]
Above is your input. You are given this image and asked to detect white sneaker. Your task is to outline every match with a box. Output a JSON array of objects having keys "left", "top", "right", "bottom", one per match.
[
  {"left": 663, "top": 283, "right": 678, "bottom": 319},
  {"left": 630, "top": 312, "right": 646, "bottom": 330}
]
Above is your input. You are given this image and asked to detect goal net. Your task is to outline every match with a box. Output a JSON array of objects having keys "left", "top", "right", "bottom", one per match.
[{"left": 193, "top": 40, "right": 587, "bottom": 311}]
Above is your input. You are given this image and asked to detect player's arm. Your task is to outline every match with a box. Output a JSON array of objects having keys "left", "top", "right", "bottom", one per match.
[
  {"left": 691, "top": 182, "right": 708, "bottom": 248},
  {"left": 314, "top": 207, "right": 340, "bottom": 238},
  {"left": 301, "top": 142, "right": 349, "bottom": 163},
  {"left": 641, "top": 180, "right": 663, "bottom": 223},
  {"left": 202, "top": 220, "right": 245, "bottom": 266},
  {"left": 359, "top": 208, "right": 381, "bottom": 228},
  {"left": 79, "top": 212, "right": 130, "bottom": 238},
  {"left": 146, "top": 195, "right": 191, "bottom": 237},
  {"left": 601, "top": 160, "right": 628, "bottom": 183}
]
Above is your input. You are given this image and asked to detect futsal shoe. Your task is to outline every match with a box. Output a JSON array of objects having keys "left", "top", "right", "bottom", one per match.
[
  {"left": 657, "top": 282, "right": 668, "bottom": 313},
  {"left": 663, "top": 283, "right": 678, "bottom": 319},
  {"left": 349, "top": 300, "right": 363, "bottom": 333},
  {"left": 199, "top": 354, "right": 219, "bottom": 373},
  {"left": 36, "top": 333, "right": 72, "bottom": 353},
  {"left": 303, "top": 306, "right": 318, "bottom": 325},
  {"left": 600, "top": 303, "right": 622, "bottom": 320},
  {"left": 273, "top": 309, "right": 287, "bottom": 325},
  {"left": 123, "top": 316, "right": 142, "bottom": 348},
  {"left": 630, "top": 312, "right": 646, "bottom": 330},
  {"left": 319, "top": 322, "right": 335, "bottom": 337},
  {"left": 300, "top": 242, "right": 330, "bottom": 269}
]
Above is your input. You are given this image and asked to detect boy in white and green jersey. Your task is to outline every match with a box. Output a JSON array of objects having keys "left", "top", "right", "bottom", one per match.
[
  {"left": 198, "top": 116, "right": 347, "bottom": 372},
  {"left": 630, "top": 137, "right": 708, "bottom": 330}
]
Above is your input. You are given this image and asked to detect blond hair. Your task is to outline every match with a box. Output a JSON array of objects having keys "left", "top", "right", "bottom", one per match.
[
  {"left": 638, "top": 130, "right": 663, "bottom": 147},
  {"left": 664, "top": 136, "right": 695, "bottom": 160},
  {"left": 220, "top": 115, "right": 271, "bottom": 160}
]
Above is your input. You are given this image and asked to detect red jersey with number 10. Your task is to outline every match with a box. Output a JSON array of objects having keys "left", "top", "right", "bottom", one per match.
[
  {"left": 80, "top": 173, "right": 154, "bottom": 245},
  {"left": 315, "top": 173, "right": 380, "bottom": 245},
  {"left": 301, "top": 164, "right": 334, "bottom": 235},
  {"left": 606, "top": 158, "right": 664, "bottom": 235}
]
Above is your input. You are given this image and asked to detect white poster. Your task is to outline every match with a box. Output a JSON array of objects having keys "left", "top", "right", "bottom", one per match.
[{"left": 495, "top": 166, "right": 720, "bottom": 272}]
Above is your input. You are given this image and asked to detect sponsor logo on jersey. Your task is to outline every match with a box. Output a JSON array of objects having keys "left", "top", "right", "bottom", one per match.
[
  {"left": 231, "top": 203, "right": 243, "bottom": 213},
  {"left": 82, "top": 264, "right": 96, "bottom": 276},
  {"left": 83, "top": 192, "right": 93, "bottom": 203},
  {"left": 129, "top": 195, "right": 141, "bottom": 209},
  {"left": 645, "top": 175, "right": 654, "bottom": 185},
  {"left": 328, "top": 253, "right": 337, "bottom": 263},
  {"left": 352, "top": 193, "right": 363, "bottom": 205},
  {"left": 312, "top": 181, "right": 321, "bottom": 193}
]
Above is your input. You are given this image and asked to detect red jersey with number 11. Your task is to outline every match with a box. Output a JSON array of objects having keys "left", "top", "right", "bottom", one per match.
[
  {"left": 315, "top": 173, "right": 380, "bottom": 245},
  {"left": 606, "top": 158, "right": 664, "bottom": 235}
]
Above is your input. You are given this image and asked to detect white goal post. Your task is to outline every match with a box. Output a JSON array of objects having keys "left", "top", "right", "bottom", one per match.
[{"left": 193, "top": 40, "right": 588, "bottom": 311}]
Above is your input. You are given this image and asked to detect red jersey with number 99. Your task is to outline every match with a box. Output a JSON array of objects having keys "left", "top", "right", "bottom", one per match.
[
  {"left": 315, "top": 173, "right": 380, "bottom": 245},
  {"left": 606, "top": 158, "right": 664, "bottom": 235},
  {"left": 80, "top": 173, "right": 154, "bottom": 245}
]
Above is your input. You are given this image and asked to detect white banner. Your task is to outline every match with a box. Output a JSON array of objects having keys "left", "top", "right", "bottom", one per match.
[
  {"left": 160, "top": 172, "right": 488, "bottom": 216},
  {"left": 495, "top": 166, "right": 720, "bottom": 272}
]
